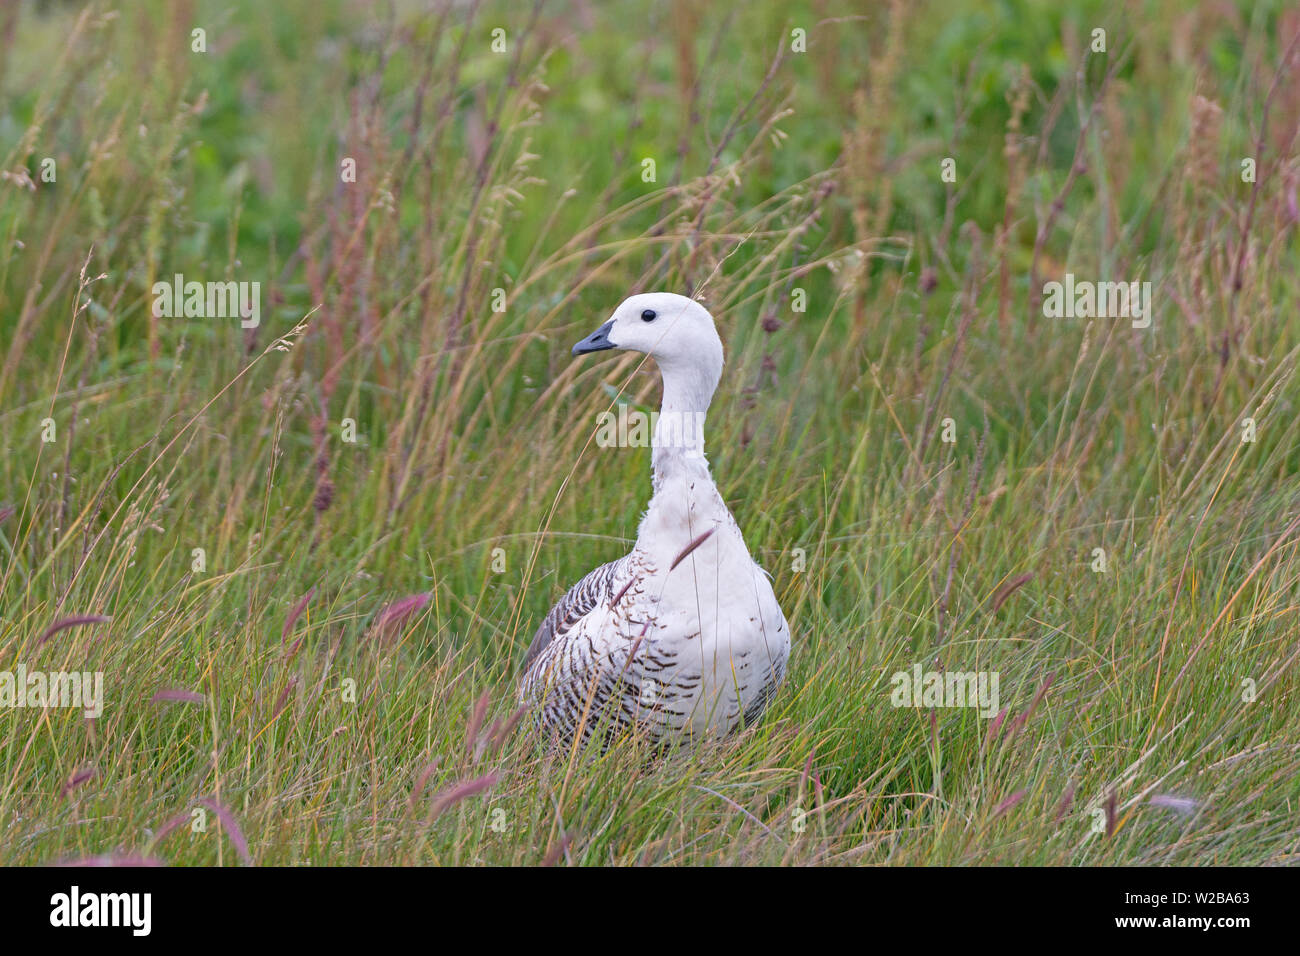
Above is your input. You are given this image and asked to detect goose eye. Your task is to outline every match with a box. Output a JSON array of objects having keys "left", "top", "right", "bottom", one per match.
[{"left": 641, "top": 309, "right": 656, "bottom": 322}]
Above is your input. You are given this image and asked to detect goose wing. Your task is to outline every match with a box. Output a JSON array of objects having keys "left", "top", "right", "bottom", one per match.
[{"left": 523, "top": 557, "right": 627, "bottom": 670}]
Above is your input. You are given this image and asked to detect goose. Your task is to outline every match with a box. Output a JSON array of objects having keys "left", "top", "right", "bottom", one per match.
[{"left": 519, "top": 292, "right": 790, "bottom": 747}]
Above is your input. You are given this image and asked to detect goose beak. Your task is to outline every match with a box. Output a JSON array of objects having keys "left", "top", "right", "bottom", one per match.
[{"left": 572, "top": 320, "right": 616, "bottom": 356}]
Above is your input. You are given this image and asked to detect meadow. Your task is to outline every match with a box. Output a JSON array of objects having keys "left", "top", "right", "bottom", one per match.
[{"left": 1, "top": 0, "right": 1299, "bottom": 865}]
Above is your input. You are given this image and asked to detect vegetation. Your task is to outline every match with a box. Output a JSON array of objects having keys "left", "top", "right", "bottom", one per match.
[{"left": 1, "top": 0, "right": 1298, "bottom": 865}]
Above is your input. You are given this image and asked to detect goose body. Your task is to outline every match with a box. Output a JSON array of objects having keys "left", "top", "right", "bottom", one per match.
[{"left": 519, "top": 293, "right": 790, "bottom": 746}]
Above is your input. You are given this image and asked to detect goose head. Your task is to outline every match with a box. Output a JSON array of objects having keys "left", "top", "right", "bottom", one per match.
[{"left": 572, "top": 293, "right": 724, "bottom": 403}]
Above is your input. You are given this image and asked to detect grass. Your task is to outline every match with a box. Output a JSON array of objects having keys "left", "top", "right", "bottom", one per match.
[{"left": 1, "top": 0, "right": 1299, "bottom": 865}]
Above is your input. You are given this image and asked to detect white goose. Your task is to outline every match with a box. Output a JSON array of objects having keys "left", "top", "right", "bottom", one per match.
[{"left": 519, "top": 292, "right": 790, "bottom": 746}]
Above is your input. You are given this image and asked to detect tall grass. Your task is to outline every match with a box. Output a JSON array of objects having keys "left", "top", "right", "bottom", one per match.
[{"left": 1, "top": 0, "right": 1298, "bottom": 865}]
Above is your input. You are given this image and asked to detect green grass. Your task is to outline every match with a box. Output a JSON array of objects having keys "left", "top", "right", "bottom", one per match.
[{"left": 1, "top": 0, "right": 1298, "bottom": 865}]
